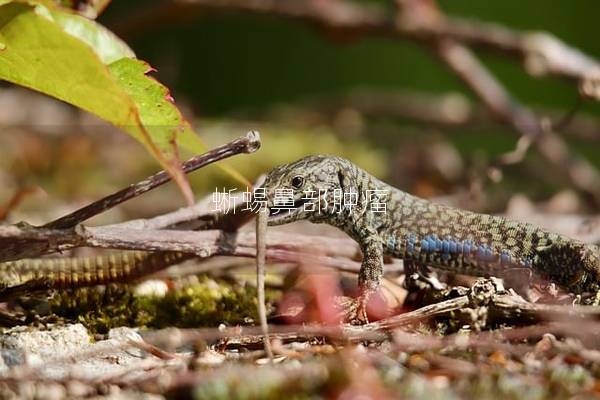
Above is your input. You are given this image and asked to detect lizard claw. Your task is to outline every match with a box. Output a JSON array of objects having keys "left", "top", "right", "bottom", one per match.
[{"left": 333, "top": 293, "right": 372, "bottom": 325}]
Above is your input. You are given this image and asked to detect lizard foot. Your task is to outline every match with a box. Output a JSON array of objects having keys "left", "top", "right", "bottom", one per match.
[
  {"left": 349, "top": 299, "right": 370, "bottom": 325},
  {"left": 334, "top": 295, "right": 369, "bottom": 325},
  {"left": 334, "top": 290, "right": 388, "bottom": 325}
]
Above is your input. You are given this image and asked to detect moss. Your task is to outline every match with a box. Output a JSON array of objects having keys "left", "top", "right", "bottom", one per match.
[
  {"left": 136, "top": 277, "right": 260, "bottom": 329},
  {"left": 47, "top": 285, "right": 139, "bottom": 334},
  {"left": 48, "top": 277, "right": 261, "bottom": 334}
]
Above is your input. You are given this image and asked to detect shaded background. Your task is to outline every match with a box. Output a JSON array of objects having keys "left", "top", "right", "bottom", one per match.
[
  {"left": 3, "top": 0, "right": 600, "bottom": 223},
  {"left": 101, "top": 0, "right": 600, "bottom": 196},
  {"left": 104, "top": 0, "right": 599, "bottom": 114}
]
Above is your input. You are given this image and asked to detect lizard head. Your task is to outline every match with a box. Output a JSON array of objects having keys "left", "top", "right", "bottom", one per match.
[{"left": 258, "top": 155, "right": 349, "bottom": 225}]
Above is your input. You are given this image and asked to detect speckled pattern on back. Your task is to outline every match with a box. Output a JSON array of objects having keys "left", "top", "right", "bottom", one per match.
[{"left": 261, "top": 155, "right": 600, "bottom": 295}]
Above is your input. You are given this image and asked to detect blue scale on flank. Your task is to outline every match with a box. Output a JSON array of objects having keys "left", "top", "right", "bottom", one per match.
[
  {"left": 406, "top": 233, "right": 418, "bottom": 255},
  {"left": 441, "top": 238, "right": 452, "bottom": 261},
  {"left": 442, "top": 239, "right": 450, "bottom": 254},
  {"left": 417, "top": 235, "right": 513, "bottom": 265},
  {"left": 463, "top": 240, "right": 474, "bottom": 257},
  {"left": 419, "top": 235, "right": 465, "bottom": 261},
  {"left": 475, "top": 244, "right": 498, "bottom": 263},
  {"left": 387, "top": 236, "right": 397, "bottom": 253},
  {"left": 420, "top": 234, "right": 437, "bottom": 253},
  {"left": 500, "top": 250, "right": 512, "bottom": 266},
  {"left": 449, "top": 240, "right": 458, "bottom": 254}
]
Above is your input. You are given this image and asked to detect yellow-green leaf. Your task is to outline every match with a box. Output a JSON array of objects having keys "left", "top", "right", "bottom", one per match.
[
  {"left": 0, "top": 2, "right": 136, "bottom": 127},
  {"left": 0, "top": 1, "right": 229, "bottom": 202}
]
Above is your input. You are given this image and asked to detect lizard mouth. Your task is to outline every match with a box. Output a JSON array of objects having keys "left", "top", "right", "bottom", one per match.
[{"left": 268, "top": 198, "right": 310, "bottom": 223}]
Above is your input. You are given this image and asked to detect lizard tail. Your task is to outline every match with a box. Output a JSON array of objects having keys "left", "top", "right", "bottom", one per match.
[{"left": 0, "top": 251, "right": 192, "bottom": 288}]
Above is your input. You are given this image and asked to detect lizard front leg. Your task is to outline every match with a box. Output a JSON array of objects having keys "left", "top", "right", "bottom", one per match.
[{"left": 345, "top": 236, "right": 384, "bottom": 324}]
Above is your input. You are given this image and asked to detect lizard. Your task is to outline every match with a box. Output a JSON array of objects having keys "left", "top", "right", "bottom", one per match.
[
  {"left": 259, "top": 155, "right": 600, "bottom": 323},
  {"left": 0, "top": 251, "right": 192, "bottom": 290},
  {"left": 2, "top": 155, "right": 599, "bottom": 322},
  {"left": 0, "top": 203, "right": 254, "bottom": 292}
]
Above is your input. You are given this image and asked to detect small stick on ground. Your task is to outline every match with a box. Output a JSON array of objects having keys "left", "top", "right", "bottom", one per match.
[
  {"left": 256, "top": 208, "right": 273, "bottom": 361},
  {"left": 44, "top": 131, "right": 261, "bottom": 230}
]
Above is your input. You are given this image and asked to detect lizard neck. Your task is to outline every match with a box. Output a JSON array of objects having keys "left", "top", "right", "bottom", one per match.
[{"left": 321, "top": 164, "right": 412, "bottom": 244}]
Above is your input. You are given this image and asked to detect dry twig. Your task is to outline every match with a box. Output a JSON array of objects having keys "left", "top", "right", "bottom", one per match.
[
  {"left": 255, "top": 209, "right": 273, "bottom": 360},
  {"left": 44, "top": 131, "right": 261, "bottom": 229}
]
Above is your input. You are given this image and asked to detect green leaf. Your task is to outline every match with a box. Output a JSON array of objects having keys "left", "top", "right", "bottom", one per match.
[
  {"left": 47, "top": 6, "right": 134, "bottom": 64},
  {"left": 0, "top": 1, "right": 233, "bottom": 202},
  {"left": 0, "top": 2, "right": 137, "bottom": 137},
  {"left": 108, "top": 58, "right": 197, "bottom": 151},
  {"left": 108, "top": 57, "right": 211, "bottom": 199}
]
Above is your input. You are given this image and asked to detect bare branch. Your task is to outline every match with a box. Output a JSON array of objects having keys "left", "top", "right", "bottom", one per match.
[
  {"left": 436, "top": 39, "right": 600, "bottom": 206},
  {"left": 83, "top": 226, "right": 361, "bottom": 267},
  {"left": 0, "top": 222, "right": 363, "bottom": 271},
  {"left": 177, "top": 0, "right": 600, "bottom": 94},
  {"left": 44, "top": 131, "right": 261, "bottom": 230},
  {"left": 309, "top": 89, "right": 600, "bottom": 142}
]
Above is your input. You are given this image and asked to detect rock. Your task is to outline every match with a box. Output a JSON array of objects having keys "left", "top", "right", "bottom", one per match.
[{"left": 0, "top": 324, "right": 157, "bottom": 381}]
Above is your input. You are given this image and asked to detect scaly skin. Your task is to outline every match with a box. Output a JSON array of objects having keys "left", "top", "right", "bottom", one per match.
[
  {"left": 261, "top": 155, "right": 600, "bottom": 322},
  {"left": 0, "top": 252, "right": 191, "bottom": 288}
]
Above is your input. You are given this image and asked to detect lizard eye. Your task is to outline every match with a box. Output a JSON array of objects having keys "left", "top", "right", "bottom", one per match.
[{"left": 291, "top": 176, "right": 304, "bottom": 189}]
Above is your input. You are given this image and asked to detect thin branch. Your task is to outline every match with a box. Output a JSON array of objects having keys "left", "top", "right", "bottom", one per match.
[
  {"left": 104, "top": 194, "right": 253, "bottom": 233},
  {"left": 307, "top": 89, "right": 600, "bottom": 142},
  {"left": 551, "top": 94, "right": 584, "bottom": 132},
  {"left": 435, "top": 39, "right": 600, "bottom": 206},
  {"left": 0, "top": 224, "right": 82, "bottom": 262},
  {"left": 83, "top": 227, "right": 361, "bottom": 267},
  {"left": 351, "top": 278, "right": 600, "bottom": 335},
  {"left": 0, "top": 223, "right": 363, "bottom": 271},
  {"left": 255, "top": 209, "right": 273, "bottom": 360},
  {"left": 348, "top": 294, "right": 470, "bottom": 334},
  {"left": 44, "top": 131, "right": 261, "bottom": 230}
]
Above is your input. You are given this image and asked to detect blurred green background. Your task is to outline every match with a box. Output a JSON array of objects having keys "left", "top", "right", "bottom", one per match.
[
  {"left": 97, "top": 0, "right": 600, "bottom": 202},
  {"left": 4, "top": 0, "right": 600, "bottom": 223},
  {"left": 102, "top": 0, "right": 599, "bottom": 114}
]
